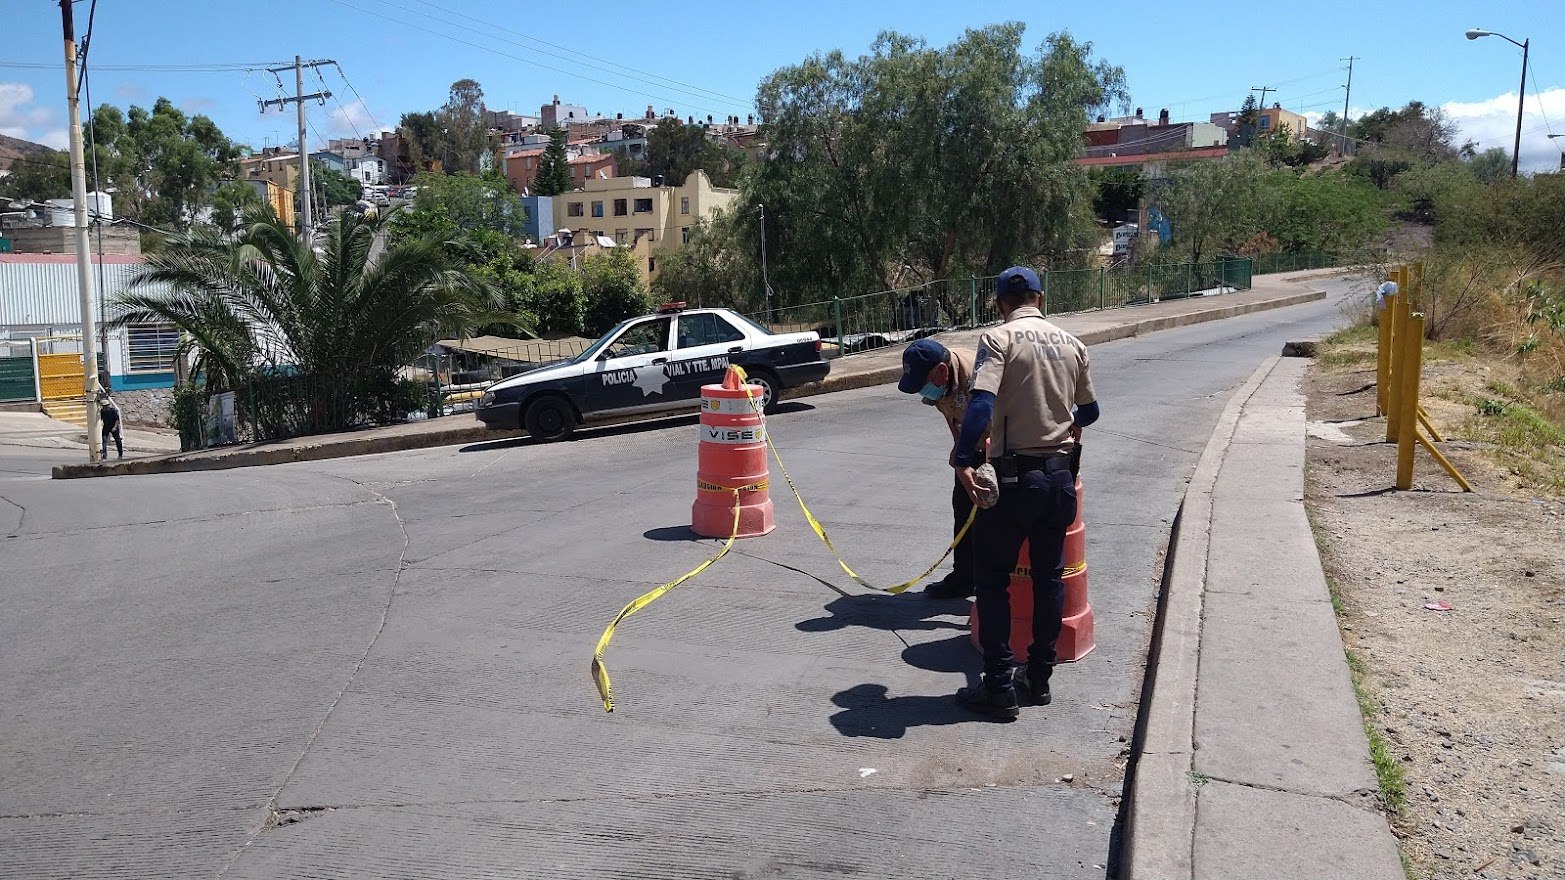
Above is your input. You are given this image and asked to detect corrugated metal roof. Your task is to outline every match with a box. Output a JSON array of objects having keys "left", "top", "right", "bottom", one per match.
[{"left": 0, "top": 256, "right": 175, "bottom": 327}]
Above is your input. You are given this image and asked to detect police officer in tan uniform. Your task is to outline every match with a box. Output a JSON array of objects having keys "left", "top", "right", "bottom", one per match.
[
  {"left": 951, "top": 266, "right": 1100, "bottom": 720},
  {"left": 898, "top": 338, "right": 986, "bottom": 599}
]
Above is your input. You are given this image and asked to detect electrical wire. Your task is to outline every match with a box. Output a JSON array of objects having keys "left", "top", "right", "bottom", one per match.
[
  {"left": 0, "top": 61, "right": 288, "bottom": 72},
  {"left": 323, "top": 0, "right": 742, "bottom": 118},
  {"left": 332, "top": 63, "right": 383, "bottom": 133},
  {"left": 393, "top": 0, "right": 752, "bottom": 107}
]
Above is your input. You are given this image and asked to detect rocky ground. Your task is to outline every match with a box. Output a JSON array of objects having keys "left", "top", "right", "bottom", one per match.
[{"left": 1303, "top": 341, "right": 1565, "bottom": 879}]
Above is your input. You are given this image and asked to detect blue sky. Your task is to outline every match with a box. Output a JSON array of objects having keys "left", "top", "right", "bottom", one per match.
[{"left": 3, "top": 0, "right": 1563, "bottom": 170}]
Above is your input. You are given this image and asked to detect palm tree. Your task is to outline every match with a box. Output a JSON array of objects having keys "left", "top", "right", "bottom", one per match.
[{"left": 114, "top": 207, "right": 505, "bottom": 435}]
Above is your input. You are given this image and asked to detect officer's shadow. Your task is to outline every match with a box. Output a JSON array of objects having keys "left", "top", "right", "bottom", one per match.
[
  {"left": 827, "top": 679, "right": 980, "bottom": 739},
  {"left": 795, "top": 593, "right": 969, "bottom": 636}
]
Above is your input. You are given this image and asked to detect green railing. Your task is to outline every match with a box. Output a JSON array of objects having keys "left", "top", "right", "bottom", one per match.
[
  {"left": 1248, "top": 251, "right": 1377, "bottom": 276},
  {"left": 755, "top": 256, "right": 1254, "bottom": 358}
]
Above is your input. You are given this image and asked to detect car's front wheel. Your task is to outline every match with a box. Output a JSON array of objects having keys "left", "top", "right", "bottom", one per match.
[{"left": 524, "top": 395, "right": 578, "bottom": 441}]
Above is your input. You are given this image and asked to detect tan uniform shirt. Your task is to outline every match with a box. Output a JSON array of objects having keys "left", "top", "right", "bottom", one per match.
[
  {"left": 934, "top": 347, "right": 975, "bottom": 438},
  {"left": 970, "top": 306, "right": 1096, "bottom": 457}
]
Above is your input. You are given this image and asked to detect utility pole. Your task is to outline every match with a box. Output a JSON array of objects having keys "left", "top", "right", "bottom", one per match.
[
  {"left": 60, "top": 0, "right": 100, "bottom": 462},
  {"left": 1340, "top": 57, "right": 1358, "bottom": 157},
  {"left": 1251, "top": 85, "right": 1274, "bottom": 108},
  {"left": 757, "top": 203, "right": 773, "bottom": 326},
  {"left": 260, "top": 58, "right": 333, "bottom": 242}
]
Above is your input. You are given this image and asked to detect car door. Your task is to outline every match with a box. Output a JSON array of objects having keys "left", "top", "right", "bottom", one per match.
[
  {"left": 669, "top": 311, "right": 749, "bottom": 400},
  {"left": 585, "top": 316, "right": 676, "bottom": 413}
]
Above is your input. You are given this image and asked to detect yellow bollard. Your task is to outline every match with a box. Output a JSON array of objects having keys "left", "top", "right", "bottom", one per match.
[
  {"left": 1376, "top": 291, "right": 1396, "bottom": 416},
  {"left": 1415, "top": 430, "right": 1474, "bottom": 493},
  {"left": 1386, "top": 291, "right": 1411, "bottom": 443},
  {"left": 1395, "top": 313, "right": 1425, "bottom": 490}
]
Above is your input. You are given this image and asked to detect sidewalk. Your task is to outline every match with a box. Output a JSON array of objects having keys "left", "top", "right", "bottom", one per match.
[
  {"left": 1126, "top": 356, "right": 1404, "bottom": 879},
  {"left": 51, "top": 273, "right": 1328, "bottom": 479},
  {"left": 0, "top": 411, "right": 180, "bottom": 456}
]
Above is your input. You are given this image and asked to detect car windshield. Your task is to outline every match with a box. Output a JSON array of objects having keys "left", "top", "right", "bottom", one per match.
[{"left": 568, "top": 319, "right": 635, "bottom": 364}]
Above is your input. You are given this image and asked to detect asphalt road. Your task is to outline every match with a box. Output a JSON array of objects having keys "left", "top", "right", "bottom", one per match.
[{"left": 0, "top": 278, "right": 1362, "bottom": 879}]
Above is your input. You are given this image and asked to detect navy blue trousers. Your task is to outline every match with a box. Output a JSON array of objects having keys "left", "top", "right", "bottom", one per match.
[{"left": 972, "top": 463, "right": 1078, "bottom": 683}]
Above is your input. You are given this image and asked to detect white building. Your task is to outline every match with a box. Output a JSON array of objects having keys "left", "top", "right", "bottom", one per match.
[{"left": 347, "top": 156, "right": 386, "bottom": 186}]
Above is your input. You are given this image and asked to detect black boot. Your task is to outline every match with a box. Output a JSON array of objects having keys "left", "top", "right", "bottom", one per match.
[
  {"left": 925, "top": 571, "right": 973, "bottom": 600},
  {"left": 1014, "top": 664, "right": 1053, "bottom": 706},
  {"left": 956, "top": 677, "right": 1019, "bottom": 721}
]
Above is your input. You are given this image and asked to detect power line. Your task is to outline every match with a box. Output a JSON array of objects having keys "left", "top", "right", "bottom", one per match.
[
  {"left": 316, "top": 65, "right": 362, "bottom": 141},
  {"left": 332, "top": 63, "right": 383, "bottom": 133},
  {"left": 0, "top": 60, "right": 289, "bottom": 72},
  {"left": 394, "top": 0, "right": 752, "bottom": 107},
  {"left": 323, "top": 0, "right": 742, "bottom": 118}
]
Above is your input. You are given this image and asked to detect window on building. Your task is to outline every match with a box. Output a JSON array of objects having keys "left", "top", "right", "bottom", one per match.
[
  {"left": 591, "top": 201, "right": 604, "bottom": 217},
  {"left": 634, "top": 198, "right": 653, "bottom": 213},
  {"left": 680, "top": 196, "right": 690, "bottom": 215},
  {"left": 648, "top": 257, "right": 657, "bottom": 274},
  {"left": 615, "top": 228, "right": 629, "bottom": 244},
  {"left": 676, "top": 312, "right": 745, "bottom": 348},
  {"left": 1258, "top": 116, "right": 1272, "bottom": 131},
  {"left": 635, "top": 228, "right": 654, "bottom": 243},
  {"left": 127, "top": 323, "right": 180, "bottom": 374},
  {"left": 614, "top": 198, "right": 628, "bottom": 216},
  {"left": 568, "top": 202, "right": 585, "bottom": 217},
  {"left": 681, "top": 227, "right": 691, "bottom": 244}
]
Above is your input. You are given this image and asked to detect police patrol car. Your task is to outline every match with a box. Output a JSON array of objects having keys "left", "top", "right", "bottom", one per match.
[{"left": 475, "top": 303, "right": 830, "bottom": 440}]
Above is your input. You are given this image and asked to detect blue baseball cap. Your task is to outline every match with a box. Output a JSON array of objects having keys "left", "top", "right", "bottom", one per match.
[
  {"left": 899, "top": 338, "right": 949, "bottom": 393},
  {"left": 997, "top": 266, "right": 1042, "bottom": 295}
]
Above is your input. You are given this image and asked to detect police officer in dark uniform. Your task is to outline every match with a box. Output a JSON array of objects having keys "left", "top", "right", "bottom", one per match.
[{"left": 950, "top": 266, "right": 1100, "bottom": 720}]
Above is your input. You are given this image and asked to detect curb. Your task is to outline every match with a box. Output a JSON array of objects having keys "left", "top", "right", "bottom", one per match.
[
  {"left": 52, "top": 288, "right": 1325, "bottom": 480},
  {"left": 1122, "top": 356, "right": 1281, "bottom": 880}
]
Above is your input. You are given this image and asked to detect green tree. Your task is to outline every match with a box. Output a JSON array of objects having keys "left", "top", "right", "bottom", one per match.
[
  {"left": 518, "top": 259, "right": 586, "bottom": 335},
  {"left": 207, "top": 180, "right": 265, "bottom": 234},
  {"left": 1090, "top": 166, "right": 1145, "bottom": 221},
  {"left": 582, "top": 247, "right": 653, "bottom": 334},
  {"left": 390, "top": 170, "right": 527, "bottom": 241},
  {"left": 651, "top": 215, "right": 758, "bottom": 309},
  {"left": 397, "top": 110, "right": 443, "bottom": 177},
  {"left": 1465, "top": 147, "right": 1512, "bottom": 185},
  {"left": 0, "top": 150, "right": 71, "bottom": 203},
  {"left": 1154, "top": 152, "right": 1277, "bottom": 263},
  {"left": 743, "top": 23, "right": 1124, "bottom": 309},
  {"left": 439, "top": 79, "right": 488, "bottom": 175},
  {"left": 114, "top": 209, "right": 504, "bottom": 431},
  {"left": 624, "top": 118, "right": 746, "bottom": 188},
  {"left": 534, "top": 127, "right": 573, "bottom": 196},
  {"left": 83, "top": 98, "right": 243, "bottom": 231},
  {"left": 1267, "top": 170, "right": 1387, "bottom": 253},
  {"left": 1255, "top": 125, "right": 1330, "bottom": 167},
  {"left": 306, "top": 160, "right": 363, "bottom": 212}
]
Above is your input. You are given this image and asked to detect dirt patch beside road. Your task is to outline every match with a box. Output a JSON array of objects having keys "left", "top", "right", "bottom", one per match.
[{"left": 1303, "top": 351, "right": 1565, "bottom": 879}]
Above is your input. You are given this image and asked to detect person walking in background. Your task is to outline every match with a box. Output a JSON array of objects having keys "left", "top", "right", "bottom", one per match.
[{"left": 97, "top": 389, "right": 124, "bottom": 459}]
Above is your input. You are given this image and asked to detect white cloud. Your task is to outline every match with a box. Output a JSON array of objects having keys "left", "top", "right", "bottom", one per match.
[
  {"left": 1444, "top": 87, "right": 1565, "bottom": 173},
  {"left": 325, "top": 98, "right": 379, "bottom": 141},
  {"left": 0, "top": 82, "right": 58, "bottom": 144}
]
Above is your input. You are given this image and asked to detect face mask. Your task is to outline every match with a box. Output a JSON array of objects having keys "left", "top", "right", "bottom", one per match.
[{"left": 919, "top": 381, "right": 947, "bottom": 404}]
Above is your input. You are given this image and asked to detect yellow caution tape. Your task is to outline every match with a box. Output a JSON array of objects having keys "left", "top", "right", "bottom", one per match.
[
  {"left": 697, "top": 477, "right": 769, "bottom": 493},
  {"left": 591, "top": 490, "right": 742, "bottom": 713},
  {"left": 730, "top": 365, "right": 976, "bottom": 595}
]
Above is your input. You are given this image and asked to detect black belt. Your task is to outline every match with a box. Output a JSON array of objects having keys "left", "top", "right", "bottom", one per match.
[{"left": 990, "top": 454, "right": 1072, "bottom": 477}]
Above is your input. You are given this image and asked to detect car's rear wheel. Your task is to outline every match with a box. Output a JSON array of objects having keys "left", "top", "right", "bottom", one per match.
[
  {"left": 745, "top": 369, "right": 781, "bottom": 414},
  {"left": 524, "top": 395, "right": 578, "bottom": 441}
]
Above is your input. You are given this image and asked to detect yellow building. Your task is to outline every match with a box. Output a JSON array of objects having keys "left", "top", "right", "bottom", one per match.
[
  {"left": 238, "top": 153, "right": 301, "bottom": 191},
  {"left": 553, "top": 170, "right": 739, "bottom": 284},
  {"left": 1256, "top": 104, "right": 1309, "bottom": 140},
  {"left": 245, "top": 179, "right": 297, "bottom": 232}
]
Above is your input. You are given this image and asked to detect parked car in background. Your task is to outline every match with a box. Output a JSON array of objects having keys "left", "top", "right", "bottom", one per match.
[{"left": 476, "top": 303, "right": 830, "bottom": 440}]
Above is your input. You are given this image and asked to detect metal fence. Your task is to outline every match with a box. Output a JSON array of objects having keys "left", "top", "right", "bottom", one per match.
[
  {"left": 755, "top": 256, "right": 1255, "bottom": 358},
  {"left": 1249, "top": 251, "right": 1365, "bottom": 276}
]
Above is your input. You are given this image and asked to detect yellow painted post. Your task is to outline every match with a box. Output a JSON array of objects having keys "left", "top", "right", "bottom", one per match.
[
  {"left": 1376, "top": 291, "right": 1396, "bottom": 416},
  {"left": 1409, "top": 261, "right": 1425, "bottom": 308},
  {"left": 1395, "top": 313, "right": 1425, "bottom": 490},
  {"left": 1386, "top": 290, "right": 1410, "bottom": 442},
  {"left": 1417, "top": 406, "right": 1444, "bottom": 442}
]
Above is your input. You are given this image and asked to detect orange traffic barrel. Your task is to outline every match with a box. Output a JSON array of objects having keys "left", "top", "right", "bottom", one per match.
[
  {"left": 691, "top": 367, "right": 775, "bottom": 538},
  {"left": 969, "top": 477, "right": 1096, "bottom": 663}
]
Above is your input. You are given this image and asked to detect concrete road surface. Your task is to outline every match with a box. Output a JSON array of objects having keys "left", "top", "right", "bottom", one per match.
[{"left": 0, "top": 278, "right": 1362, "bottom": 879}]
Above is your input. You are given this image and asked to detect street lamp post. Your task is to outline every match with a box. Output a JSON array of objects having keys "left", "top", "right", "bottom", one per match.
[{"left": 1466, "top": 28, "right": 1529, "bottom": 178}]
